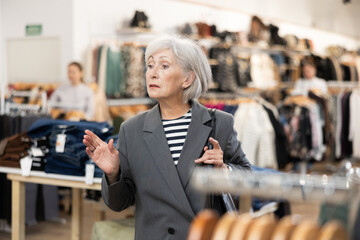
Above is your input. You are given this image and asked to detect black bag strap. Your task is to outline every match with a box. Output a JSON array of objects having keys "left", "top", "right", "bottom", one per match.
[
  {"left": 206, "top": 108, "right": 237, "bottom": 214},
  {"left": 207, "top": 108, "right": 216, "bottom": 150}
]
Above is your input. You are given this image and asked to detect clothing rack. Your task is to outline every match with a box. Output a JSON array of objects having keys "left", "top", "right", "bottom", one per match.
[
  {"left": 200, "top": 90, "right": 261, "bottom": 100},
  {"left": 191, "top": 167, "right": 360, "bottom": 203},
  {"left": 327, "top": 81, "right": 360, "bottom": 88}
]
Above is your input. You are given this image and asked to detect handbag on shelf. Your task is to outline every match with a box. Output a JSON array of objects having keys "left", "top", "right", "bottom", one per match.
[{"left": 203, "top": 108, "right": 237, "bottom": 215}]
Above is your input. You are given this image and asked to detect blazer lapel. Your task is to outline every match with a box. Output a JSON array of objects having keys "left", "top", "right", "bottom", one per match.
[
  {"left": 143, "top": 104, "right": 195, "bottom": 218},
  {"left": 177, "top": 101, "right": 212, "bottom": 189}
]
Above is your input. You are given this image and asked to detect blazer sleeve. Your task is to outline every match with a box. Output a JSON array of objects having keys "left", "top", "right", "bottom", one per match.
[
  {"left": 222, "top": 114, "right": 252, "bottom": 171},
  {"left": 101, "top": 123, "right": 136, "bottom": 211}
]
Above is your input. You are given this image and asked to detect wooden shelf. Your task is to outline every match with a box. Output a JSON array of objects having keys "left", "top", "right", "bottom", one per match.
[{"left": 232, "top": 44, "right": 312, "bottom": 56}]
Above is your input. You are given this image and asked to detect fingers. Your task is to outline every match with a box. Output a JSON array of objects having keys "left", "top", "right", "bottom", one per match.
[
  {"left": 86, "top": 147, "right": 94, "bottom": 158},
  {"left": 194, "top": 157, "right": 223, "bottom": 167},
  {"left": 196, "top": 138, "right": 223, "bottom": 167},
  {"left": 108, "top": 139, "right": 118, "bottom": 154},
  {"left": 195, "top": 152, "right": 223, "bottom": 163},
  {"left": 83, "top": 129, "right": 104, "bottom": 150},
  {"left": 209, "top": 137, "right": 221, "bottom": 150}
]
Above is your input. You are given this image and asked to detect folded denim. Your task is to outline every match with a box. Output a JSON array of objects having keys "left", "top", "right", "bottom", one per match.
[
  {"left": 46, "top": 157, "right": 84, "bottom": 171},
  {"left": 49, "top": 136, "right": 86, "bottom": 152},
  {"left": 45, "top": 163, "right": 84, "bottom": 176},
  {"left": 27, "top": 119, "right": 112, "bottom": 139},
  {"left": 47, "top": 151, "right": 87, "bottom": 168}
]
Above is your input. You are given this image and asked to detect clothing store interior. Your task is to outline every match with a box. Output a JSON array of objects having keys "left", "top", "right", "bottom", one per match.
[{"left": 1, "top": 0, "right": 360, "bottom": 239}]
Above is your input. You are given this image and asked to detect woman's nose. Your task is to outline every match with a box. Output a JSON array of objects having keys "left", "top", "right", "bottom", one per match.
[{"left": 150, "top": 67, "right": 159, "bottom": 79}]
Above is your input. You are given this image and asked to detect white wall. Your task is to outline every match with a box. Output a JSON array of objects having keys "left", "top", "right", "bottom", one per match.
[
  {"left": 0, "top": 0, "right": 3, "bottom": 84},
  {"left": 82, "top": 0, "right": 360, "bottom": 56},
  {"left": 0, "top": 0, "right": 5, "bottom": 114},
  {"left": 176, "top": 0, "right": 360, "bottom": 39},
  {"left": 2, "top": 0, "right": 73, "bottom": 83},
  {"left": 1, "top": 0, "right": 360, "bottom": 84}
]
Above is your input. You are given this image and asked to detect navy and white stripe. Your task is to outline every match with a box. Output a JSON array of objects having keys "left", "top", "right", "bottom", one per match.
[{"left": 162, "top": 109, "right": 192, "bottom": 165}]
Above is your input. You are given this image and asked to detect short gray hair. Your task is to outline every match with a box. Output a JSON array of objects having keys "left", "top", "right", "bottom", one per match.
[{"left": 145, "top": 35, "right": 211, "bottom": 103}]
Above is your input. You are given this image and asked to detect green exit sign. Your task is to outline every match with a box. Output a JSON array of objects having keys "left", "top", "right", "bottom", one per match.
[{"left": 26, "top": 24, "right": 42, "bottom": 36}]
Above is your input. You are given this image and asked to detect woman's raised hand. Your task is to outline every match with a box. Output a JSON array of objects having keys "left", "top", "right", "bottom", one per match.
[{"left": 83, "top": 130, "right": 120, "bottom": 179}]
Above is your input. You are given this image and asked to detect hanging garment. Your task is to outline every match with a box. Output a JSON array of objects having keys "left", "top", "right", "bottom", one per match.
[
  {"left": 340, "top": 92, "right": 353, "bottom": 157},
  {"left": 233, "top": 102, "right": 277, "bottom": 168},
  {"left": 105, "top": 45, "right": 124, "bottom": 98},
  {"left": 123, "top": 46, "right": 146, "bottom": 98},
  {"left": 209, "top": 47, "right": 241, "bottom": 92},
  {"left": 262, "top": 105, "right": 289, "bottom": 169},
  {"left": 349, "top": 89, "right": 360, "bottom": 158},
  {"left": 250, "top": 54, "right": 278, "bottom": 89}
]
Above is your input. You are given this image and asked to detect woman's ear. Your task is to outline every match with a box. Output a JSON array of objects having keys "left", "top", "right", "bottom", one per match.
[{"left": 182, "top": 72, "right": 195, "bottom": 90}]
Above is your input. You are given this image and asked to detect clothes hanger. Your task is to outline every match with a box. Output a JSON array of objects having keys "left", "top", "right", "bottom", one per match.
[
  {"left": 283, "top": 95, "right": 316, "bottom": 107},
  {"left": 246, "top": 214, "right": 277, "bottom": 240},
  {"left": 210, "top": 212, "right": 238, "bottom": 240},
  {"left": 227, "top": 213, "right": 255, "bottom": 240},
  {"left": 271, "top": 215, "right": 300, "bottom": 240},
  {"left": 317, "top": 221, "right": 348, "bottom": 240},
  {"left": 187, "top": 209, "right": 219, "bottom": 240},
  {"left": 289, "top": 220, "right": 320, "bottom": 240}
]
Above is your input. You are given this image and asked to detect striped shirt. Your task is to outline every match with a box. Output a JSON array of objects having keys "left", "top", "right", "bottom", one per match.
[{"left": 162, "top": 109, "right": 192, "bottom": 165}]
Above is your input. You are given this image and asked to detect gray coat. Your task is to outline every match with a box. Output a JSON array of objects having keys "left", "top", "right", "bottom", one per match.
[{"left": 101, "top": 100, "right": 251, "bottom": 240}]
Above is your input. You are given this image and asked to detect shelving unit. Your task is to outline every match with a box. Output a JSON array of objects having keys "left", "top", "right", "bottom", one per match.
[{"left": 231, "top": 44, "right": 312, "bottom": 56}]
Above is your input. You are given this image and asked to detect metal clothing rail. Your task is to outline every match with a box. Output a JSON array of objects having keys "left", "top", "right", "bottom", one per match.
[{"left": 191, "top": 167, "right": 360, "bottom": 203}]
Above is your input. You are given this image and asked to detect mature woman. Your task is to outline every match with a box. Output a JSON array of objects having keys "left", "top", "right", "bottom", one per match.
[
  {"left": 49, "top": 62, "right": 95, "bottom": 120},
  {"left": 83, "top": 36, "right": 251, "bottom": 240}
]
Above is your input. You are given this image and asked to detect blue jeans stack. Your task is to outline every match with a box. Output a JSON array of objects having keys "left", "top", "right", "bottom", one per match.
[{"left": 27, "top": 119, "right": 113, "bottom": 176}]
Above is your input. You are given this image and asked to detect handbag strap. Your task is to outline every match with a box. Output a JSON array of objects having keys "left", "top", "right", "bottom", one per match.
[
  {"left": 207, "top": 108, "right": 238, "bottom": 214},
  {"left": 207, "top": 108, "right": 216, "bottom": 150}
]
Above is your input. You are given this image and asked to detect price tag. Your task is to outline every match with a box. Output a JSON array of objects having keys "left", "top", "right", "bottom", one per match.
[
  {"left": 31, "top": 147, "right": 44, "bottom": 157},
  {"left": 20, "top": 156, "right": 33, "bottom": 176},
  {"left": 85, "top": 164, "right": 95, "bottom": 185},
  {"left": 56, "top": 134, "right": 66, "bottom": 153}
]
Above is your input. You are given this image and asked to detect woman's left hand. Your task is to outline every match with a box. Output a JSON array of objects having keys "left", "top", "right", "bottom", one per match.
[{"left": 194, "top": 137, "right": 227, "bottom": 169}]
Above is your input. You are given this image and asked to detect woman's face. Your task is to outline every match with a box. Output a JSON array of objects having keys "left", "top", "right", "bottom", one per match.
[
  {"left": 68, "top": 64, "right": 82, "bottom": 85},
  {"left": 146, "top": 49, "right": 187, "bottom": 103},
  {"left": 303, "top": 65, "right": 316, "bottom": 80}
]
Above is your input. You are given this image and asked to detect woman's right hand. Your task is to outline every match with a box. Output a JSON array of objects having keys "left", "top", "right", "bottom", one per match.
[{"left": 83, "top": 130, "right": 120, "bottom": 181}]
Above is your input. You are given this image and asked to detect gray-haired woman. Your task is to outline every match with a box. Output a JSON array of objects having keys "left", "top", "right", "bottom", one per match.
[{"left": 83, "top": 36, "right": 250, "bottom": 240}]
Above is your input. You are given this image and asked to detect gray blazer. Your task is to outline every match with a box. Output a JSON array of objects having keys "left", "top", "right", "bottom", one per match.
[{"left": 102, "top": 100, "right": 251, "bottom": 240}]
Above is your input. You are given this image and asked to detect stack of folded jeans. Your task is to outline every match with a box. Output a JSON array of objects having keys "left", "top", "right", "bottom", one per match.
[
  {"left": 27, "top": 119, "right": 113, "bottom": 176},
  {"left": 0, "top": 132, "right": 31, "bottom": 168}
]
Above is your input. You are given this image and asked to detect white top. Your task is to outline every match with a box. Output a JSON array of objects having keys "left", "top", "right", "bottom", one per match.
[
  {"left": 292, "top": 77, "right": 328, "bottom": 96},
  {"left": 49, "top": 83, "right": 95, "bottom": 119}
]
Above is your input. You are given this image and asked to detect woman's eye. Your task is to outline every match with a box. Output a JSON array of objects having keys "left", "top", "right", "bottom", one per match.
[
  {"left": 147, "top": 64, "right": 154, "bottom": 69},
  {"left": 162, "top": 65, "right": 169, "bottom": 69}
]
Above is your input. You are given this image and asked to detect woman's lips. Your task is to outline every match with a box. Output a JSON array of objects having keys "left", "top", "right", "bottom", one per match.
[{"left": 149, "top": 84, "right": 159, "bottom": 88}]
